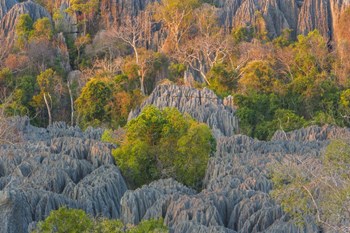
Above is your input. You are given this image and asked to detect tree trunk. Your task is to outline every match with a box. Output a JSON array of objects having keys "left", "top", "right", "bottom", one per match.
[
  {"left": 132, "top": 44, "right": 139, "bottom": 65},
  {"left": 140, "top": 75, "right": 145, "bottom": 95},
  {"left": 43, "top": 93, "right": 52, "bottom": 126},
  {"left": 67, "top": 81, "right": 74, "bottom": 126}
]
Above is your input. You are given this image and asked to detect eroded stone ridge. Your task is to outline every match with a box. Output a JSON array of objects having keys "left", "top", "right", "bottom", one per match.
[{"left": 128, "top": 84, "right": 239, "bottom": 138}]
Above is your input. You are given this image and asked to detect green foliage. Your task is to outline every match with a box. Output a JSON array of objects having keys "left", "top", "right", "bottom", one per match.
[
  {"left": 101, "top": 129, "right": 119, "bottom": 145},
  {"left": 128, "top": 219, "right": 167, "bottom": 233},
  {"left": 33, "top": 207, "right": 168, "bottom": 233},
  {"left": 33, "top": 207, "right": 93, "bottom": 233},
  {"left": 75, "top": 78, "right": 113, "bottom": 128},
  {"left": 232, "top": 26, "right": 254, "bottom": 43},
  {"left": 36, "top": 68, "right": 56, "bottom": 93},
  {"left": 113, "top": 106, "right": 215, "bottom": 189},
  {"left": 273, "top": 29, "right": 293, "bottom": 47},
  {"left": 234, "top": 92, "right": 278, "bottom": 139},
  {"left": 207, "top": 64, "right": 237, "bottom": 97},
  {"left": 239, "top": 60, "right": 277, "bottom": 94},
  {"left": 29, "top": 17, "right": 53, "bottom": 42},
  {"left": 15, "top": 14, "right": 33, "bottom": 49}
]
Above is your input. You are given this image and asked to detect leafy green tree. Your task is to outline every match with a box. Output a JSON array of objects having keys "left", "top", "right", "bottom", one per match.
[
  {"left": 65, "top": 0, "right": 99, "bottom": 35},
  {"left": 75, "top": 78, "right": 113, "bottom": 128},
  {"left": 207, "top": 64, "right": 237, "bottom": 97},
  {"left": 232, "top": 26, "right": 254, "bottom": 43},
  {"left": 271, "top": 140, "right": 350, "bottom": 231},
  {"left": 33, "top": 207, "right": 167, "bottom": 233},
  {"left": 92, "top": 219, "right": 124, "bottom": 233},
  {"left": 238, "top": 60, "right": 277, "bottom": 94},
  {"left": 128, "top": 219, "right": 168, "bottom": 233},
  {"left": 255, "top": 109, "right": 306, "bottom": 140},
  {"left": 33, "top": 207, "right": 93, "bottom": 233},
  {"left": 32, "top": 69, "right": 59, "bottom": 125},
  {"left": 0, "top": 68, "right": 14, "bottom": 101},
  {"left": 113, "top": 106, "right": 215, "bottom": 189},
  {"left": 29, "top": 17, "right": 53, "bottom": 42},
  {"left": 15, "top": 14, "right": 33, "bottom": 49},
  {"left": 234, "top": 92, "right": 279, "bottom": 139}
]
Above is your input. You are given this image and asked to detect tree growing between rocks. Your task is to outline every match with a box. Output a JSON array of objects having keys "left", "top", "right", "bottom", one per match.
[
  {"left": 33, "top": 206, "right": 168, "bottom": 233},
  {"left": 113, "top": 106, "right": 216, "bottom": 189},
  {"left": 32, "top": 69, "right": 60, "bottom": 126}
]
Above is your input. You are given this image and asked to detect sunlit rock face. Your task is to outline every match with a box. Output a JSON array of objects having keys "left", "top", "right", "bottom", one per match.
[
  {"left": 212, "top": 0, "right": 350, "bottom": 40},
  {"left": 128, "top": 84, "right": 239, "bottom": 139}
]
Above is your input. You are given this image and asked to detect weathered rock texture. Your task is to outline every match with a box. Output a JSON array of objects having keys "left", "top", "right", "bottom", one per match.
[
  {"left": 0, "top": 117, "right": 127, "bottom": 233},
  {"left": 128, "top": 84, "right": 239, "bottom": 138},
  {"left": 2, "top": 116, "right": 350, "bottom": 233},
  {"left": 0, "top": 0, "right": 17, "bottom": 20},
  {"left": 215, "top": 0, "right": 350, "bottom": 39}
]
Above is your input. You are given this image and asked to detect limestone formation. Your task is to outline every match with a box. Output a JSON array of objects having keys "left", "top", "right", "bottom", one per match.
[
  {"left": 0, "top": 117, "right": 127, "bottom": 233},
  {"left": 128, "top": 84, "right": 239, "bottom": 138},
  {"left": 215, "top": 0, "right": 350, "bottom": 39},
  {"left": 0, "top": 0, "right": 17, "bottom": 20},
  {"left": 2, "top": 115, "right": 350, "bottom": 233}
]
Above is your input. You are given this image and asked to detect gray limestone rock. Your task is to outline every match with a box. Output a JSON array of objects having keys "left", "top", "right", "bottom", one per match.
[
  {"left": 0, "top": 0, "right": 17, "bottom": 20},
  {"left": 128, "top": 84, "right": 239, "bottom": 138},
  {"left": 0, "top": 119, "right": 127, "bottom": 233}
]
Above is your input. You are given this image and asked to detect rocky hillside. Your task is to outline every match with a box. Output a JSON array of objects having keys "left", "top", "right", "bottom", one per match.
[
  {"left": 2, "top": 115, "right": 349, "bottom": 233},
  {"left": 215, "top": 0, "right": 350, "bottom": 39},
  {"left": 1, "top": 0, "right": 350, "bottom": 50}
]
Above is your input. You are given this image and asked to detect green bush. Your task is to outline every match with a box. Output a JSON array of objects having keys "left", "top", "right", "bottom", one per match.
[
  {"left": 33, "top": 207, "right": 167, "bottom": 233},
  {"left": 113, "top": 106, "right": 215, "bottom": 189}
]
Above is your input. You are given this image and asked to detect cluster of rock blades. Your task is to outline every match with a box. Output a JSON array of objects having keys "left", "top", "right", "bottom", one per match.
[
  {"left": 0, "top": 117, "right": 128, "bottom": 233},
  {"left": 2, "top": 84, "right": 350, "bottom": 233},
  {"left": 128, "top": 84, "right": 239, "bottom": 138}
]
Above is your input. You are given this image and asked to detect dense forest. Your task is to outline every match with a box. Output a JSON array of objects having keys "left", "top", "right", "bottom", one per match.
[{"left": 1, "top": 0, "right": 350, "bottom": 232}]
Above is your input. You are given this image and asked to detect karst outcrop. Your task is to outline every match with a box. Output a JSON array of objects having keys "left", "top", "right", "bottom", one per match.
[
  {"left": 0, "top": 118, "right": 127, "bottom": 233},
  {"left": 128, "top": 84, "right": 239, "bottom": 138},
  {"left": 2, "top": 115, "right": 350, "bottom": 232}
]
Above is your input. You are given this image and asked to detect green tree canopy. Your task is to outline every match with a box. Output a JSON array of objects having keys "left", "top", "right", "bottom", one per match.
[
  {"left": 15, "top": 14, "right": 33, "bottom": 49},
  {"left": 33, "top": 207, "right": 167, "bottom": 233},
  {"left": 75, "top": 78, "right": 113, "bottom": 128},
  {"left": 113, "top": 106, "right": 215, "bottom": 189}
]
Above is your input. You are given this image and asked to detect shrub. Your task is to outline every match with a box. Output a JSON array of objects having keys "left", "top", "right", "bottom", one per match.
[{"left": 113, "top": 106, "right": 215, "bottom": 189}]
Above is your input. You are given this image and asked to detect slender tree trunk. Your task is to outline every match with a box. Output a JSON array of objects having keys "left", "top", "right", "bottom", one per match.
[
  {"left": 140, "top": 75, "right": 145, "bottom": 95},
  {"left": 132, "top": 44, "right": 139, "bottom": 65},
  {"left": 43, "top": 93, "right": 52, "bottom": 126},
  {"left": 67, "top": 81, "right": 74, "bottom": 126}
]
